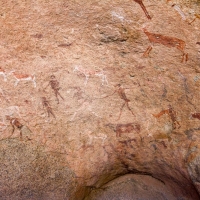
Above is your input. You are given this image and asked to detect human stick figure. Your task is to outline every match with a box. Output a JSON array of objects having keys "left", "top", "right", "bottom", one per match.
[
  {"left": 97, "top": 84, "right": 135, "bottom": 120},
  {"left": 41, "top": 97, "right": 56, "bottom": 118},
  {"left": 46, "top": 75, "right": 64, "bottom": 104}
]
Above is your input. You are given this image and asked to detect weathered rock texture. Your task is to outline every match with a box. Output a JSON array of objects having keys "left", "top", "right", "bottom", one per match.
[
  {"left": 0, "top": 0, "right": 200, "bottom": 199},
  {"left": 85, "top": 174, "right": 185, "bottom": 200}
]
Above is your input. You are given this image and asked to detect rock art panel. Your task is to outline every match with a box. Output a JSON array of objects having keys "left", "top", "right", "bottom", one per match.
[{"left": 0, "top": 0, "right": 200, "bottom": 199}]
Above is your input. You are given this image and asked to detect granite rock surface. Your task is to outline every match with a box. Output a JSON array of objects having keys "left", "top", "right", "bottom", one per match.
[{"left": 0, "top": 0, "right": 200, "bottom": 199}]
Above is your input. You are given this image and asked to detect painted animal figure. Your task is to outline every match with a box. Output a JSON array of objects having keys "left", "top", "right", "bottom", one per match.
[
  {"left": 106, "top": 123, "right": 140, "bottom": 137},
  {"left": 116, "top": 123, "right": 140, "bottom": 137},
  {"left": 143, "top": 28, "right": 188, "bottom": 62},
  {"left": 73, "top": 65, "right": 108, "bottom": 86},
  {"left": 0, "top": 67, "right": 7, "bottom": 81},
  {"left": 11, "top": 71, "right": 36, "bottom": 87}
]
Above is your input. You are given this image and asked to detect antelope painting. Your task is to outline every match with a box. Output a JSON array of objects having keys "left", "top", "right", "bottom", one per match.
[{"left": 10, "top": 71, "right": 36, "bottom": 87}]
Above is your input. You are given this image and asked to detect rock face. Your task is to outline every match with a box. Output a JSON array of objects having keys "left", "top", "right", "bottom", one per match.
[
  {"left": 0, "top": 0, "right": 200, "bottom": 199},
  {"left": 85, "top": 174, "right": 186, "bottom": 200}
]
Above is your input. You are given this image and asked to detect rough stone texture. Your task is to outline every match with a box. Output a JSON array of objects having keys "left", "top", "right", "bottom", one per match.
[
  {"left": 85, "top": 174, "right": 184, "bottom": 200},
  {"left": 0, "top": 0, "right": 200, "bottom": 199}
]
